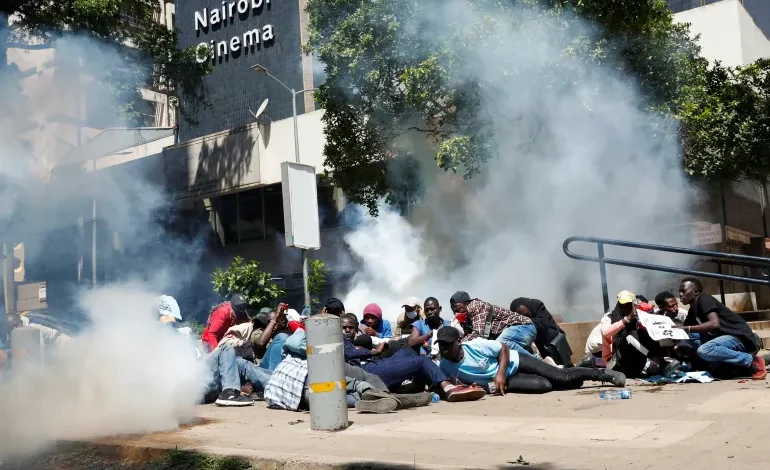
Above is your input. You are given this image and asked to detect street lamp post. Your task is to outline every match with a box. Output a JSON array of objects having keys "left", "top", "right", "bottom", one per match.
[{"left": 250, "top": 64, "right": 317, "bottom": 309}]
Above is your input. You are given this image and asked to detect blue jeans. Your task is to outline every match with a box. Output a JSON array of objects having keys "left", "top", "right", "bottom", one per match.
[
  {"left": 497, "top": 324, "right": 537, "bottom": 357},
  {"left": 236, "top": 357, "right": 272, "bottom": 391},
  {"left": 260, "top": 332, "right": 289, "bottom": 372},
  {"left": 204, "top": 345, "right": 241, "bottom": 394},
  {"left": 692, "top": 333, "right": 753, "bottom": 368},
  {"left": 363, "top": 348, "right": 448, "bottom": 390}
]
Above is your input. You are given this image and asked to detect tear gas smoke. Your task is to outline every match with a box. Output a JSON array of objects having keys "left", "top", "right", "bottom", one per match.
[
  {"left": 0, "top": 285, "right": 208, "bottom": 461},
  {"left": 338, "top": 1, "right": 694, "bottom": 321},
  {"left": 0, "top": 32, "right": 211, "bottom": 460}
]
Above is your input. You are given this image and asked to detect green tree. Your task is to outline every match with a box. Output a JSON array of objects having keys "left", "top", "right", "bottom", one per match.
[
  {"left": 1, "top": 0, "right": 211, "bottom": 124},
  {"left": 212, "top": 256, "right": 285, "bottom": 312},
  {"left": 304, "top": 0, "right": 715, "bottom": 214},
  {"left": 307, "top": 259, "right": 329, "bottom": 311},
  {"left": 678, "top": 58, "right": 770, "bottom": 183}
]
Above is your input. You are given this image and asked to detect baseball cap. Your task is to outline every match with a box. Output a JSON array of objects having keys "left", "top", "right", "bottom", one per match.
[
  {"left": 230, "top": 294, "right": 248, "bottom": 314},
  {"left": 449, "top": 291, "right": 471, "bottom": 306},
  {"left": 617, "top": 290, "right": 637, "bottom": 305},
  {"left": 402, "top": 297, "right": 420, "bottom": 308},
  {"left": 436, "top": 326, "right": 461, "bottom": 343}
]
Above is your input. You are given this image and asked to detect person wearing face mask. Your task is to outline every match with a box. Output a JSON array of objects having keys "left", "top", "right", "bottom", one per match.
[
  {"left": 394, "top": 297, "right": 425, "bottom": 337},
  {"left": 409, "top": 297, "right": 451, "bottom": 356}
]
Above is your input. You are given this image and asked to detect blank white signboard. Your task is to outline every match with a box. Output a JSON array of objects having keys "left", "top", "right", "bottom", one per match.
[{"left": 281, "top": 162, "right": 321, "bottom": 250}]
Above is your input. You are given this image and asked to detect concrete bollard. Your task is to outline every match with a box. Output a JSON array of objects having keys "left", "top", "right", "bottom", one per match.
[
  {"left": 11, "top": 326, "right": 44, "bottom": 371},
  {"left": 305, "top": 314, "right": 349, "bottom": 431}
]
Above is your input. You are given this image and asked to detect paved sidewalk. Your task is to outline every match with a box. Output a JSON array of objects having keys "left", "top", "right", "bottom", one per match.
[{"left": 94, "top": 380, "right": 770, "bottom": 470}]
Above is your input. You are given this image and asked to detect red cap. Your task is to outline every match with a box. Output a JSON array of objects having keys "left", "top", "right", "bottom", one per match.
[{"left": 362, "top": 303, "right": 383, "bottom": 319}]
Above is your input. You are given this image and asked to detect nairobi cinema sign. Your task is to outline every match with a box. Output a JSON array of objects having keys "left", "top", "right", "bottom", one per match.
[{"left": 194, "top": 0, "right": 276, "bottom": 63}]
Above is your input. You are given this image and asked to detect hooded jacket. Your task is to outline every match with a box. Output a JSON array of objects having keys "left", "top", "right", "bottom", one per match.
[{"left": 360, "top": 304, "right": 393, "bottom": 339}]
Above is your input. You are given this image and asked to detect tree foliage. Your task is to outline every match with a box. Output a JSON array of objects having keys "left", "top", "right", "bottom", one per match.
[
  {"left": 678, "top": 58, "right": 770, "bottom": 183},
  {"left": 307, "top": 0, "right": 770, "bottom": 213},
  {"left": 212, "top": 256, "right": 285, "bottom": 311},
  {"left": 308, "top": 259, "right": 329, "bottom": 310},
  {"left": 1, "top": 0, "right": 210, "bottom": 124}
]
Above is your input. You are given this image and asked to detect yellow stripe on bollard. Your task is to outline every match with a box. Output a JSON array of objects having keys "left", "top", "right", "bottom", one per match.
[{"left": 309, "top": 380, "right": 345, "bottom": 393}]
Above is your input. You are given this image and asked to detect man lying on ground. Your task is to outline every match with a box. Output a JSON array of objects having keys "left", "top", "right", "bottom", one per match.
[
  {"left": 677, "top": 277, "right": 766, "bottom": 380},
  {"left": 326, "top": 298, "right": 484, "bottom": 402},
  {"left": 450, "top": 291, "right": 536, "bottom": 357},
  {"left": 263, "top": 329, "right": 423, "bottom": 413},
  {"left": 437, "top": 326, "right": 625, "bottom": 395}
]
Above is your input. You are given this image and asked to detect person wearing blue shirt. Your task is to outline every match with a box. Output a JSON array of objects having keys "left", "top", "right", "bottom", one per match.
[
  {"left": 409, "top": 297, "right": 451, "bottom": 355},
  {"left": 436, "top": 326, "right": 626, "bottom": 395}
]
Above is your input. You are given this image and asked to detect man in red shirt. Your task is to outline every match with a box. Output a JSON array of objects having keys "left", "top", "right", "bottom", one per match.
[{"left": 202, "top": 294, "right": 249, "bottom": 352}]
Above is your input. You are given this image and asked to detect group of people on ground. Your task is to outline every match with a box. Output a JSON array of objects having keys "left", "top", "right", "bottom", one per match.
[
  {"left": 193, "top": 290, "right": 628, "bottom": 412},
  {"left": 2, "top": 275, "right": 764, "bottom": 414},
  {"left": 579, "top": 278, "right": 766, "bottom": 381}
]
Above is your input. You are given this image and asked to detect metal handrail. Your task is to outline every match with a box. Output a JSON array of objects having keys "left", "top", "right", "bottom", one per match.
[{"left": 563, "top": 236, "right": 770, "bottom": 312}]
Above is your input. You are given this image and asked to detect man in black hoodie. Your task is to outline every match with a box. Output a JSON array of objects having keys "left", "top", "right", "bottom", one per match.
[{"left": 510, "top": 298, "right": 572, "bottom": 367}]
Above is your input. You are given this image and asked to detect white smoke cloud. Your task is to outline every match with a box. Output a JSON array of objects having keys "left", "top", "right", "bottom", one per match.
[
  {"left": 0, "top": 284, "right": 208, "bottom": 461},
  {"left": 0, "top": 30, "right": 212, "bottom": 460},
  {"left": 338, "top": 1, "right": 695, "bottom": 322}
]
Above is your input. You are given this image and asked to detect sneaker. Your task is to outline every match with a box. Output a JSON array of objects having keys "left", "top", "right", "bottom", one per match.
[
  {"left": 355, "top": 397, "right": 399, "bottom": 414},
  {"left": 576, "top": 353, "right": 597, "bottom": 368},
  {"left": 599, "top": 369, "right": 626, "bottom": 387},
  {"left": 663, "top": 359, "right": 682, "bottom": 378},
  {"left": 215, "top": 389, "right": 254, "bottom": 407},
  {"left": 392, "top": 392, "right": 432, "bottom": 409},
  {"left": 445, "top": 385, "right": 486, "bottom": 403},
  {"left": 543, "top": 356, "right": 557, "bottom": 367},
  {"left": 361, "top": 388, "right": 391, "bottom": 401},
  {"left": 751, "top": 356, "right": 767, "bottom": 380}
]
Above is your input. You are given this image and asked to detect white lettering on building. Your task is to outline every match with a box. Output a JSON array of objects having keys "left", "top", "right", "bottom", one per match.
[{"left": 193, "top": 0, "right": 274, "bottom": 63}]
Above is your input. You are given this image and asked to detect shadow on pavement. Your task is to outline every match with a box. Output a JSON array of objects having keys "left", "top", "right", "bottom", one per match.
[{"left": 0, "top": 444, "right": 572, "bottom": 470}]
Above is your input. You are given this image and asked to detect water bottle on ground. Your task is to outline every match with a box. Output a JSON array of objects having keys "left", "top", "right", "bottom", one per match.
[
  {"left": 430, "top": 392, "right": 440, "bottom": 403},
  {"left": 600, "top": 389, "right": 632, "bottom": 400}
]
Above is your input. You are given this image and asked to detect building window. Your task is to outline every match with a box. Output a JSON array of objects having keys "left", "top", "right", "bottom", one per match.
[
  {"left": 216, "top": 183, "right": 341, "bottom": 245},
  {"left": 264, "top": 185, "right": 285, "bottom": 237},
  {"left": 239, "top": 190, "right": 265, "bottom": 242},
  {"left": 217, "top": 189, "right": 265, "bottom": 244}
]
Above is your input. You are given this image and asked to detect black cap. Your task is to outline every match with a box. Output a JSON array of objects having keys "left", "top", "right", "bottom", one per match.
[
  {"left": 353, "top": 334, "right": 373, "bottom": 350},
  {"left": 325, "top": 297, "right": 345, "bottom": 314},
  {"left": 230, "top": 294, "right": 248, "bottom": 314},
  {"left": 449, "top": 291, "right": 471, "bottom": 306},
  {"left": 436, "top": 326, "right": 461, "bottom": 343}
]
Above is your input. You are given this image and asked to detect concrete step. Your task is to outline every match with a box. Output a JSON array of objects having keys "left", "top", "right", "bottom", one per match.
[
  {"left": 753, "top": 330, "right": 770, "bottom": 350},
  {"left": 738, "top": 310, "right": 770, "bottom": 322}
]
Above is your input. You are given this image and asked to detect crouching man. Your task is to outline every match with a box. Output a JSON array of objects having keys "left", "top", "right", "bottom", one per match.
[
  {"left": 677, "top": 277, "right": 765, "bottom": 379},
  {"left": 437, "top": 326, "right": 625, "bottom": 395}
]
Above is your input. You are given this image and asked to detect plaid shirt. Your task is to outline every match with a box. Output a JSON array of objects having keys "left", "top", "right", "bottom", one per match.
[
  {"left": 462, "top": 299, "right": 532, "bottom": 343},
  {"left": 264, "top": 355, "right": 308, "bottom": 411}
]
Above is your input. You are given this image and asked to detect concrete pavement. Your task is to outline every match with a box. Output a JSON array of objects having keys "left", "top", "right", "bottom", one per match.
[{"left": 88, "top": 379, "right": 770, "bottom": 470}]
